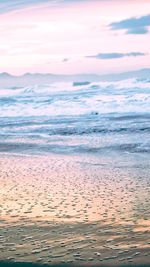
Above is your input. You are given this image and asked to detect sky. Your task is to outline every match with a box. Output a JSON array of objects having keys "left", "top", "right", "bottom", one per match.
[{"left": 0, "top": 0, "right": 150, "bottom": 75}]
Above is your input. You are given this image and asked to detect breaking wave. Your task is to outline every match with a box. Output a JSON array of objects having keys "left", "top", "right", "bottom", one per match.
[{"left": 0, "top": 77, "right": 150, "bottom": 156}]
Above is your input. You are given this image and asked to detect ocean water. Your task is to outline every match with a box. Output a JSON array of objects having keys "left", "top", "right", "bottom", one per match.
[{"left": 0, "top": 77, "right": 150, "bottom": 165}]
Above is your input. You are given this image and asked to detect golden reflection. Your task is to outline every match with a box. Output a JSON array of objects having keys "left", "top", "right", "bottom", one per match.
[{"left": 0, "top": 155, "right": 150, "bottom": 265}]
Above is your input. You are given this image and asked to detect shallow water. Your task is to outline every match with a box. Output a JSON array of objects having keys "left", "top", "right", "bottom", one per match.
[{"left": 0, "top": 78, "right": 150, "bottom": 162}]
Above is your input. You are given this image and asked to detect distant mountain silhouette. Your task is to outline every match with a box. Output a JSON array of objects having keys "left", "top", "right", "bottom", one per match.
[{"left": 0, "top": 68, "right": 149, "bottom": 87}]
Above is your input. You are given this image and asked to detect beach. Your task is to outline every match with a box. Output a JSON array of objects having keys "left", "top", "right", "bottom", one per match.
[
  {"left": 0, "top": 153, "right": 150, "bottom": 266},
  {"left": 1, "top": 0, "right": 150, "bottom": 265},
  {"left": 0, "top": 70, "right": 150, "bottom": 267}
]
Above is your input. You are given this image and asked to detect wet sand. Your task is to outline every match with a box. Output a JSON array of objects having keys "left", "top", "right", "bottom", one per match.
[
  {"left": 0, "top": 261, "right": 150, "bottom": 267},
  {"left": 0, "top": 154, "right": 150, "bottom": 266}
]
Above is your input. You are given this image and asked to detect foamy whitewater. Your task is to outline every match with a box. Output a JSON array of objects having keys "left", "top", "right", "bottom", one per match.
[{"left": 0, "top": 78, "right": 150, "bottom": 163}]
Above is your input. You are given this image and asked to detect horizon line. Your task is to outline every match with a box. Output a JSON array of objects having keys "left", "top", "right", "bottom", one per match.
[{"left": 0, "top": 67, "right": 150, "bottom": 78}]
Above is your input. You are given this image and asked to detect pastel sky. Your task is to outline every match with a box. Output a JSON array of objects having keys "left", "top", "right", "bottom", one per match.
[{"left": 0, "top": 0, "right": 150, "bottom": 75}]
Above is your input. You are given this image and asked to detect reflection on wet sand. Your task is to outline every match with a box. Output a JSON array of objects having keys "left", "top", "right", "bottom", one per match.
[{"left": 0, "top": 154, "right": 150, "bottom": 266}]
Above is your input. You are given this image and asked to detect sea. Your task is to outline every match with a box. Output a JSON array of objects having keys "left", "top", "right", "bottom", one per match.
[{"left": 0, "top": 77, "right": 150, "bottom": 167}]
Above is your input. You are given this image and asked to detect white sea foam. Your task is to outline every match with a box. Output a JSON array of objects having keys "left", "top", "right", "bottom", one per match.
[
  {"left": 0, "top": 78, "right": 150, "bottom": 117},
  {"left": 0, "top": 77, "right": 150, "bottom": 156}
]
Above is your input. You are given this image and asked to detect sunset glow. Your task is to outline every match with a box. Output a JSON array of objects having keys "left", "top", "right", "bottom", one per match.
[{"left": 0, "top": 0, "right": 150, "bottom": 74}]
